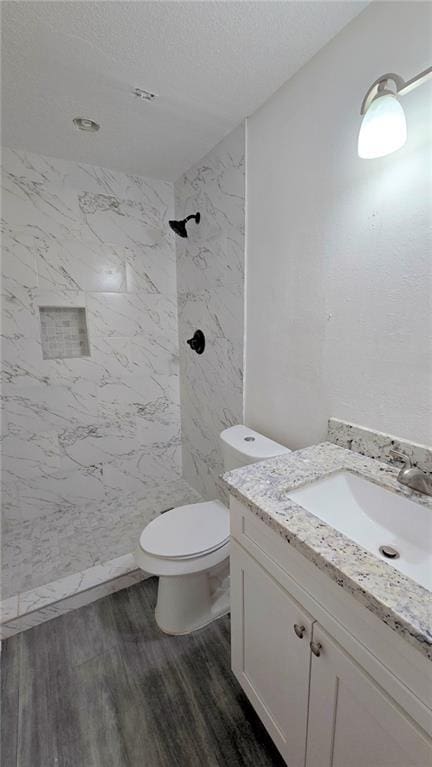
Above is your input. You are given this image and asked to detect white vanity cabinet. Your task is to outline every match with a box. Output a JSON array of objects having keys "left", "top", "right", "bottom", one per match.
[{"left": 229, "top": 499, "right": 432, "bottom": 767}]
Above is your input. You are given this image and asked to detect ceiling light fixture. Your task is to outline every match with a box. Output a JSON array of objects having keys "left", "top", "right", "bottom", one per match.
[
  {"left": 358, "top": 66, "right": 432, "bottom": 159},
  {"left": 133, "top": 88, "right": 157, "bottom": 102},
  {"left": 73, "top": 117, "right": 100, "bottom": 133}
]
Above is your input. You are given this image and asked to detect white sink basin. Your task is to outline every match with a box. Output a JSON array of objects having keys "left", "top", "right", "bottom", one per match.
[{"left": 288, "top": 471, "right": 432, "bottom": 591}]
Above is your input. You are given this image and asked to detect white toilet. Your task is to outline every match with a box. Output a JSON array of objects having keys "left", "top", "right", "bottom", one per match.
[{"left": 135, "top": 424, "right": 290, "bottom": 634}]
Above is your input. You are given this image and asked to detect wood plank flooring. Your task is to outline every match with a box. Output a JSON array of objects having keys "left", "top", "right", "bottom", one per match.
[{"left": 1, "top": 578, "right": 285, "bottom": 766}]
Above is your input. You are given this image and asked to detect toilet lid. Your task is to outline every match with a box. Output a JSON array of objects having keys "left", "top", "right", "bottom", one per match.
[{"left": 139, "top": 500, "right": 229, "bottom": 560}]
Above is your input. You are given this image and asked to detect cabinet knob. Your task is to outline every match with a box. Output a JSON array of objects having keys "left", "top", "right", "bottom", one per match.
[
  {"left": 293, "top": 624, "right": 306, "bottom": 639},
  {"left": 310, "top": 641, "right": 322, "bottom": 657}
]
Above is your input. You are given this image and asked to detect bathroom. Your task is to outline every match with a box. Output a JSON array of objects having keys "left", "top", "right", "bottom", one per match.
[{"left": 1, "top": 0, "right": 431, "bottom": 764}]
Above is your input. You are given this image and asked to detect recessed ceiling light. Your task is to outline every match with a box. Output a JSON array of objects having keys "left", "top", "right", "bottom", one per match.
[
  {"left": 133, "top": 88, "right": 157, "bottom": 102},
  {"left": 73, "top": 117, "right": 100, "bottom": 132}
]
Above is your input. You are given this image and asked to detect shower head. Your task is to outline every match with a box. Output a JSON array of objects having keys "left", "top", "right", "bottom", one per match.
[{"left": 169, "top": 212, "right": 200, "bottom": 238}]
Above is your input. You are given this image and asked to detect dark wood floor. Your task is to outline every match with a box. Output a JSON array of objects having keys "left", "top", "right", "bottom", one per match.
[{"left": 2, "top": 578, "right": 285, "bottom": 767}]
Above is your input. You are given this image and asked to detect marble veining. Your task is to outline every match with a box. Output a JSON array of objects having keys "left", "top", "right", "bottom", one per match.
[
  {"left": 328, "top": 418, "right": 432, "bottom": 475},
  {"left": 1, "top": 148, "right": 181, "bottom": 546},
  {"left": 222, "top": 442, "right": 432, "bottom": 659},
  {"left": 175, "top": 124, "right": 245, "bottom": 502},
  {"left": 1, "top": 145, "right": 218, "bottom": 635},
  {"left": 1, "top": 143, "right": 245, "bottom": 623}
]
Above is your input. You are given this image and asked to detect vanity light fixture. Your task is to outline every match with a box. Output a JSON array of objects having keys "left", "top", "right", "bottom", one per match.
[
  {"left": 358, "top": 66, "right": 432, "bottom": 159},
  {"left": 73, "top": 117, "right": 100, "bottom": 133}
]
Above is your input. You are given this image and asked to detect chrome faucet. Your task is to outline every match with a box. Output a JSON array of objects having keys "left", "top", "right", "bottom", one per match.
[{"left": 389, "top": 450, "right": 432, "bottom": 497}]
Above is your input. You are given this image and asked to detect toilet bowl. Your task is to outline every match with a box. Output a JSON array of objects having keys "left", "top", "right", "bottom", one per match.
[
  {"left": 135, "top": 425, "right": 290, "bottom": 635},
  {"left": 135, "top": 500, "right": 230, "bottom": 634}
]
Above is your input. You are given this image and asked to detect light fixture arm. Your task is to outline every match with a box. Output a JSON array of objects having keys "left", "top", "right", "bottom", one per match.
[
  {"left": 360, "top": 73, "right": 405, "bottom": 115},
  {"left": 360, "top": 66, "right": 432, "bottom": 115},
  {"left": 398, "top": 65, "right": 432, "bottom": 96}
]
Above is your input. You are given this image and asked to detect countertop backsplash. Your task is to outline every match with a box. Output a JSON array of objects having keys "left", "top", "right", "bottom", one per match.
[{"left": 328, "top": 418, "right": 432, "bottom": 475}]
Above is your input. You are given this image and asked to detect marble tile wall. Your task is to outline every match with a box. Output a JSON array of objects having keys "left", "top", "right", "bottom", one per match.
[
  {"left": 1, "top": 149, "right": 182, "bottom": 588},
  {"left": 174, "top": 124, "right": 245, "bottom": 501},
  {"left": 2, "top": 476, "right": 201, "bottom": 602}
]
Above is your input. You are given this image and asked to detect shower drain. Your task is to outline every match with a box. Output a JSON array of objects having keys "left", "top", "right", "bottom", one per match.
[{"left": 379, "top": 545, "right": 400, "bottom": 559}]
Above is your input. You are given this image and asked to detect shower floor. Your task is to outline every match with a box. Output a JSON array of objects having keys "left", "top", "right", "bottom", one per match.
[{"left": 1, "top": 478, "right": 202, "bottom": 635}]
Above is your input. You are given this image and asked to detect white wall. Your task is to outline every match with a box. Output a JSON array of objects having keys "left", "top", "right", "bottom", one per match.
[{"left": 245, "top": 1, "right": 432, "bottom": 449}]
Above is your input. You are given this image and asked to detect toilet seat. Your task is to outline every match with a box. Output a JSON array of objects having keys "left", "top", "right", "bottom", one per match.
[{"left": 139, "top": 500, "right": 229, "bottom": 560}]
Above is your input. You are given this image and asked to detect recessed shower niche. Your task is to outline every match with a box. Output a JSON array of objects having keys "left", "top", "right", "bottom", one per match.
[{"left": 39, "top": 306, "right": 90, "bottom": 359}]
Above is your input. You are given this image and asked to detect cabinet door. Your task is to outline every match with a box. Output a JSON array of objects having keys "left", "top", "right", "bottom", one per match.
[
  {"left": 306, "top": 624, "right": 432, "bottom": 767},
  {"left": 231, "top": 541, "right": 313, "bottom": 767}
]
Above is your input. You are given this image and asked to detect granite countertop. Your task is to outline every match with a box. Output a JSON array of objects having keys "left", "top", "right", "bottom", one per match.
[{"left": 222, "top": 442, "right": 432, "bottom": 660}]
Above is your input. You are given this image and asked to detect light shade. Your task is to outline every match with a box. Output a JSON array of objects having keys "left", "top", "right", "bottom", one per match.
[{"left": 358, "top": 93, "right": 407, "bottom": 159}]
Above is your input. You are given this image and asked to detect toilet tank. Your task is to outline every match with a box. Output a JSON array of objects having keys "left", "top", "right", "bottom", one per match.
[{"left": 220, "top": 424, "right": 290, "bottom": 471}]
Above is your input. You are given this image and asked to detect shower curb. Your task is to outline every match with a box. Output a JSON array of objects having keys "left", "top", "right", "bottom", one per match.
[{"left": 0, "top": 553, "right": 149, "bottom": 639}]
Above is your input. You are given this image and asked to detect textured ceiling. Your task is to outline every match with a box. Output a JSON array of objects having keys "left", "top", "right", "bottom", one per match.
[{"left": 1, "top": 1, "right": 368, "bottom": 180}]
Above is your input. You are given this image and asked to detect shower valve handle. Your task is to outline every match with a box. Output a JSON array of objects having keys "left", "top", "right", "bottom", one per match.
[{"left": 187, "top": 329, "right": 205, "bottom": 355}]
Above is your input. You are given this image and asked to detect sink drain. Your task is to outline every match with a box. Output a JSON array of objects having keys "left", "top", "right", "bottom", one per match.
[{"left": 379, "top": 545, "right": 400, "bottom": 560}]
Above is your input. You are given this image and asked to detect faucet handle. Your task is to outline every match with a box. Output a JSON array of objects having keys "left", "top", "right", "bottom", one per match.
[{"left": 389, "top": 449, "right": 412, "bottom": 468}]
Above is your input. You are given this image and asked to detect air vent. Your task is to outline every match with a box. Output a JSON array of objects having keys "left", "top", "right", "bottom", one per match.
[{"left": 133, "top": 88, "right": 157, "bottom": 102}]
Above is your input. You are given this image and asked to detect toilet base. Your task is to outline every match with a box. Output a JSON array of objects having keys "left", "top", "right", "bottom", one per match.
[{"left": 155, "top": 568, "right": 230, "bottom": 635}]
